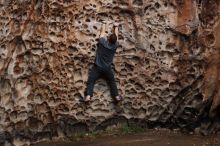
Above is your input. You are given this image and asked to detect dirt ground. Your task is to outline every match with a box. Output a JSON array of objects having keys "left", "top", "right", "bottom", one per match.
[{"left": 33, "top": 129, "right": 220, "bottom": 146}]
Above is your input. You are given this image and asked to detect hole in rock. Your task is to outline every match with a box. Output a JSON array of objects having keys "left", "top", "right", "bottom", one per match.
[
  {"left": 205, "top": 33, "right": 215, "bottom": 45},
  {"left": 93, "top": 26, "right": 97, "bottom": 30},
  {"left": 150, "top": 44, "right": 155, "bottom": 51},
  {"left": 133, "top": 0, "right": 143, "bottom": 5},
  {"left": 155, "top": 2, "right": 161, "bottom": 9},
  {"left": 85, "top": 18, "right": 90, "bottom": 22}
]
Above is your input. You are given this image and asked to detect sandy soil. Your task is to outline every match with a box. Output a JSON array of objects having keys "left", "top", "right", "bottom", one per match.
[{"left": 33, "top": 129, "right": 220, "bottom": 146}]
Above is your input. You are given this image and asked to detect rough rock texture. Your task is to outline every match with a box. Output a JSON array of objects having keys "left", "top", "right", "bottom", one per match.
[{"left": 0, "top": 0, "right": 219, "bottom": 145}]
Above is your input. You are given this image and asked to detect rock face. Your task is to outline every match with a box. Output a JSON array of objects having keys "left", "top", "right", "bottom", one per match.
[{"left": 0, "top": 0, "right": 219, "bottom": 145}]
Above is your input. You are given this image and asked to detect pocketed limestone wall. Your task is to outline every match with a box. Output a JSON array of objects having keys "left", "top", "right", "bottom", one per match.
[{"left": 0, "top": 0, "right": 219, "bottom": 145}]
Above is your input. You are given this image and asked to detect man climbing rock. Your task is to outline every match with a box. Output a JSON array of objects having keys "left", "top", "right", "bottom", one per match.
[{"left": 82, "top": 22, "right": 123, "bottom": 103}]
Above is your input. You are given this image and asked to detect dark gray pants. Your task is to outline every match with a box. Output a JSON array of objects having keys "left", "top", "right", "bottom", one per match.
[{"left": 85, "top": 64, "right": 118, "bottom": 97}]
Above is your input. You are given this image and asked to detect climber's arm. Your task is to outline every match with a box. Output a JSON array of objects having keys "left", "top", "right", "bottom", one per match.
[
  {"left": 113, "top": 26, "right": 119, "bottom": 39},
  {"left": 100, "top": 23, "right": 106, "bottom": 38}
]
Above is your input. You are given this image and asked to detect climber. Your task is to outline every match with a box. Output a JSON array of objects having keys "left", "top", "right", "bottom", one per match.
[{"left": 81, "top": 22, "right": 123, "bottom": 104}]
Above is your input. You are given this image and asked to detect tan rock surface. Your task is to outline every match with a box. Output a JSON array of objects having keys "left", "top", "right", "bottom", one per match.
[{"left": 0, "top": 0, "right": 219, "bottom": 145}]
